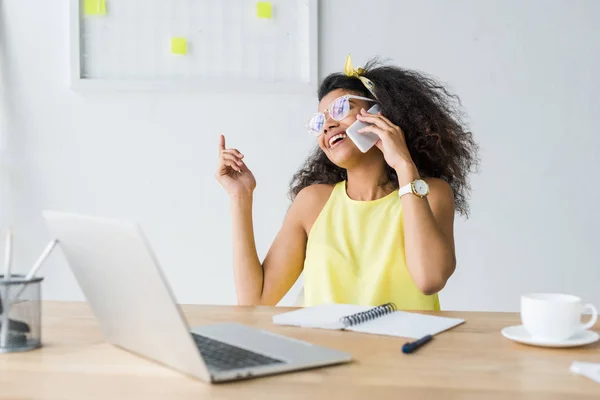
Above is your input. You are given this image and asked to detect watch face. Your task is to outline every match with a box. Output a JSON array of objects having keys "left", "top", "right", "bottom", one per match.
[{"left": 413, "top": 179, "right": 429, "bottom": 196}]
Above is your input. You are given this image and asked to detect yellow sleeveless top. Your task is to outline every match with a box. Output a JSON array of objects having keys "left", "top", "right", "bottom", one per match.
[{"left": 303, "top": 181, "right": 440, "bottom": 310}]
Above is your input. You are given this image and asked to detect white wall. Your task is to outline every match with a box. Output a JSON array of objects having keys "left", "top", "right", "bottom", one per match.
[{"left": 1, "top": 0, "right": 599, "bottom": 311}]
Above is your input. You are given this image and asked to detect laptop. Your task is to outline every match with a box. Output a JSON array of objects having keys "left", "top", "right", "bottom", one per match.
[{"left": 42, "top": 211, "right": 351, "bottom": 383}]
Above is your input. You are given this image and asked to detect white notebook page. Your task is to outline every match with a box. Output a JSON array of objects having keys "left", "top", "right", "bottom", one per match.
[
  {"left": 272, "top": 304, "right": 464, "bottom": 338},
  {"left": 347, "top": 311, "right": 465, "bottom": 339},
  {"left": 272, "top": 304, "right": 373, "bottom": 330}
]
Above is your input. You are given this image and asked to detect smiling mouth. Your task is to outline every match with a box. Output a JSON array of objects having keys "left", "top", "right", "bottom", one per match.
[{"left": 328, "top": 133, "right": 348, "bottom": 148}]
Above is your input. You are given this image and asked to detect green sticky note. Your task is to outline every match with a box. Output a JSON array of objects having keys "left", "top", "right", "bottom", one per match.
[
  {"left": 171, "top": 38, "right": 187, "bottom": 55},
  {"left": 84, "top": 0, "right": 106, "bottom": 16},
  {"left": 256, "top": 2, "right": 272, "bottom": 19}
]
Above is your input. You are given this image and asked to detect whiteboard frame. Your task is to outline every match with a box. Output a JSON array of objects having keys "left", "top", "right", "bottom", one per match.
[{"left": 69, "top": 0, "right": 319, "bottom": 93}]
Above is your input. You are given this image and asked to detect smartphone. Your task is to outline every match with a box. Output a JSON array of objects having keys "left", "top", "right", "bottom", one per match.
[{"left": 346, "top": 104, "right": 381, "bottom": 153}]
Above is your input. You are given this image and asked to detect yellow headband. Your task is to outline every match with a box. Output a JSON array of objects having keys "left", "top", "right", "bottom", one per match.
[{"left": 344, "top": 54, "right": 377, "bottom": 98}]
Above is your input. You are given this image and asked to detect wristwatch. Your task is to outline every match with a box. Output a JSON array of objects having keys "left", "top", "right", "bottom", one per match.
[{"left": 398, "top": 179, "right": 429, "bottom": 198}]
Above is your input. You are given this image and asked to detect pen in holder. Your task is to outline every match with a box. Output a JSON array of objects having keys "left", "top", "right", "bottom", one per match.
[{"left": 0, "top": 274, "right": 43, "bottom": 353}]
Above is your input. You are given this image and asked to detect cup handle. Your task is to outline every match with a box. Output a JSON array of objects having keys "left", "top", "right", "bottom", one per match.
[{"left": 581, "top": 304, "right": 598, "bottom": 331}]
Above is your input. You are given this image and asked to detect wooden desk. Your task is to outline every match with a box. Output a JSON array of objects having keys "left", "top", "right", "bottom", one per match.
[{"left": 1, "top": 302, "right": 598, "bottom": 399}]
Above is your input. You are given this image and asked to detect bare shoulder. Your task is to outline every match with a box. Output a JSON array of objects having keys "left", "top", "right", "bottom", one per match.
[
  {"left": 425, "top": 178, "right": 453, "bottom": 197},
  {"left": 290, "top": 184, "right": 336, "bottom": 234},
  {"left": 295, "top": 184, "right": 335, "bottom": 205},
  {"left": 424, "top": 178, "right": 455, "bottom": 212}
]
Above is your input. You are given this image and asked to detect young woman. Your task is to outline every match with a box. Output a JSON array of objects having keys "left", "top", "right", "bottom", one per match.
[{"left": 216, "top": 55, "right": 478, "bottom": 310}]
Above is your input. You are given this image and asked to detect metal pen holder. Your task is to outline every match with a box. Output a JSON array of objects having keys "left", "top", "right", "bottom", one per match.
[{"left": 0, "top": 274, "right": 43, "bottom": 353}]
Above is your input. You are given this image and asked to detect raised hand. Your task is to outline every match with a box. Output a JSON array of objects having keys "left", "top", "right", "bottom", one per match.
[{"left": 216, "top": 135, "right": 256, "bottom": 198}]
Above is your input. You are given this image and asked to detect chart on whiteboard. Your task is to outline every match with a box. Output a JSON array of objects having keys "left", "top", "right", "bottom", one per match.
[{"left": 75, "top": 0, "right": 317, "bottom": 88}]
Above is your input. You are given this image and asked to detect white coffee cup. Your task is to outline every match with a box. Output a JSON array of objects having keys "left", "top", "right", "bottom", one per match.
[{"left": 521, "top": 293, "right": 598, "bottom": 342}]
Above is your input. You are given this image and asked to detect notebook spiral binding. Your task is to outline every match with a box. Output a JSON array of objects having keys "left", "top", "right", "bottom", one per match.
[{"left": 340, "top": 302, "right": 397, "bottom": 327}]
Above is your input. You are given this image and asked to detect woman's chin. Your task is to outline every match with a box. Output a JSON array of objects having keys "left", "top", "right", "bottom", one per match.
[{"left": 326, "top": 144, "right": 364, "bottom": 168}]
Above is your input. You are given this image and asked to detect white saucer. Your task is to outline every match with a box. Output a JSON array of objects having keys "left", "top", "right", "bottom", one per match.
[{"left": 501, "top": 325, "right": 600, "bottom": 348}]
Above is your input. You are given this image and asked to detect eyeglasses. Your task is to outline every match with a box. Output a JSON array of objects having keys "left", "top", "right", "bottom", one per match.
[{"left": 306, "top": 94, "right": 377, "bottom": 136}]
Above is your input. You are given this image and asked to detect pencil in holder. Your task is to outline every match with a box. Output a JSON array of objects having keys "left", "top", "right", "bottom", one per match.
[{"left": 0, "top": 274, "right": 43, "bottom": 353}]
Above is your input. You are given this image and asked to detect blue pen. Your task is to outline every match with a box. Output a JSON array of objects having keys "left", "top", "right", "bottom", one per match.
[{"left": 402, "top": 334, "right": 433, "bottom": 354}]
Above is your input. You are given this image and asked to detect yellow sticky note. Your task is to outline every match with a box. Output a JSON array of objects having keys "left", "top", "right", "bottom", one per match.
[
  {"left": 84, "top": 0, "right": 106, "bottom": 16},
  {"left": 171, "top": 38, "right": 187, "bottom": 55},
  {"left": 256, "top": 2, "right": 272, "bottom": 19}
]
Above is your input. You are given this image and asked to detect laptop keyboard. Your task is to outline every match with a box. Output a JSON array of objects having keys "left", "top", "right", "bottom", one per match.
[{"left": 191, "top": 333, "right": 285, "bottom": 371}]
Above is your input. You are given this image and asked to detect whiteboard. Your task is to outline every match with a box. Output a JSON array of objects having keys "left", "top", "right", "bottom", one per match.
[{"left": 70, "top": 0, "right": 319, "bottom": 92}]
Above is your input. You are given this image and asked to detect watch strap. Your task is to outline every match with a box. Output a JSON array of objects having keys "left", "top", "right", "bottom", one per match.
[{"left": 398, "top": 183, "right": 413, "bottom": 198}]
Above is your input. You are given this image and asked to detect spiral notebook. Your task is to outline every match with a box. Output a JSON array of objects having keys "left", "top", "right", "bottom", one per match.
[{"left": 272, "top": 303, "right": 464, "bottom": 339}]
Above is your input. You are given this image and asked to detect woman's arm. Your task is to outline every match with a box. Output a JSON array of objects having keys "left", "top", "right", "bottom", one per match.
[
  {"left": 230, "top": 192, "right": 308, "bottom": 306},
  {"left": 229, "top": 194, "right": 263, "bottom": 304},
  {"left": 355, "top": 110, "right": 457, "bottom": 295},
  {"left": 395, "top": 163, "right": 456, "bottom": 295},
  {"left": 217, "top": 135, "right": 308, "bottom": 305}
]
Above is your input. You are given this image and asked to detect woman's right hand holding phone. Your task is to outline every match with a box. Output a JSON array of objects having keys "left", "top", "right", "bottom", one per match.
[{"left": 216, "top": 135, "right": 256, "bottom": 198}]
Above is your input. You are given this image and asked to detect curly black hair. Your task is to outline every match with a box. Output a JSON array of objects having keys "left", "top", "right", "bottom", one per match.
[{"left": 289, "top": 58, "right": 479, "bottom": 217}]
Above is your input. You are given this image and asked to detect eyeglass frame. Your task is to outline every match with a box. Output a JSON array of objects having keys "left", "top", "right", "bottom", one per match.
[{"left": 306, "top": 94, "right": 377, "bottom": 136}]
